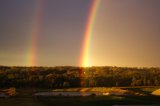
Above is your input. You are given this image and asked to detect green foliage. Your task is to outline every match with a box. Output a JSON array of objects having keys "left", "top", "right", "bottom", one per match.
[{"left": 0, "top": 66, "right": 160, "bottom": 88}]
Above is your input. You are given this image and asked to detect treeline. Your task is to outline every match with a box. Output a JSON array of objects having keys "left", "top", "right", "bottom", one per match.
[{"left": 0, "top": 66, "right": 160, "bottom": 88}]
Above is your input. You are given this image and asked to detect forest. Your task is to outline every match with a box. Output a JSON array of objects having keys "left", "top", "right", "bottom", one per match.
[{"left": 0, "top": 66, "right": 160, "bottom": 88}]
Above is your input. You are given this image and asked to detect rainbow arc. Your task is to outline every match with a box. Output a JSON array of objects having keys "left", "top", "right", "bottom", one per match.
[
  {"left": 27, "top": 0, "right": 45, "bottom": 66},
  {"left": 81, "top": 0, "right": 101, "bottom": 67},
  {"left": 27, "top": 0, "right": 101, "bottom": 67}
]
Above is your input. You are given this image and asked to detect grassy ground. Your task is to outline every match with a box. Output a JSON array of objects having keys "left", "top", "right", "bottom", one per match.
[
  {"left": 38, "top": 96, "right": 160, "bottom": 106},
  {"left": 0, "top": 87, "right": 160, "bottom": 106},
  {"left": 0, "top": 97, "right": 44, "bottom": 106},
  {"left": 0, "top": 96, "right": 160, "bottom": 106},
  {"left": 122, "top": 86, "right": 160, "bottom": 95}
]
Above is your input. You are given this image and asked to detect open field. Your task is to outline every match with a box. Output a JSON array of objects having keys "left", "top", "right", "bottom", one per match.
[
  {"left": 0, "top": 95, "right": 160, "bottom": 106},
  {"left": 0, "top": 87, "right": 160, "bottom": 106}
]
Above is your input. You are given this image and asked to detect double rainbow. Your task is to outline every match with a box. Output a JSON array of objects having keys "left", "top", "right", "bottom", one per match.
[{"left": 27, "top": 0, "right": 101, "bottom": 67}]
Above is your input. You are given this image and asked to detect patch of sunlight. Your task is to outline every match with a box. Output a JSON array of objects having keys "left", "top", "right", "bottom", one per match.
[{"left": 152, "top": 89, "right": 160, "bottom": 96}]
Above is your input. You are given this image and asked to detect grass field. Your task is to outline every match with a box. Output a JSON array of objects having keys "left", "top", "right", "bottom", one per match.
[
  {"left": 0, "top": 95, "right": 160, "bottom": 106},
  {"left": 0, "top": 87, "right": 160, "bottom": 106}
]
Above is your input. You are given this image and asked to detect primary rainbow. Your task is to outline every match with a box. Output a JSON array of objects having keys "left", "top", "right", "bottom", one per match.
[
  {"left": 80, "top": 0, "right": 101, "bottom": 67},
  {"left": 27, "top": 0, "right": 45, "bottom": 66},
  {"left": 26, "top": 0, "right": 100, "bottom": 67}
]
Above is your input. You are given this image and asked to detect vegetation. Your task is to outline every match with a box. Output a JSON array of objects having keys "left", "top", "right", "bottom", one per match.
[
  {"left": 1, "top": 66, "right": 160, "bottom": 105},
  {"left": 0, "top": 87, "right": 16, "bottom": 96},
  {"left": 0, "top": 66, "right": 160, "bottom": 88},
  {"left": 0, "top": 94, "right": 160, "bottom": 106}
]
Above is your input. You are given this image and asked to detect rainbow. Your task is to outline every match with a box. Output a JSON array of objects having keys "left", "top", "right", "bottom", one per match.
[
  {"left": 79, "top": 0, "right": 101, "bottom": 87},
  {"left": 27, "top": 0, "right": 45, "bottom": 66},
  {"left": 26, "top": 0, "right": 100, "bottom": 67},
  {"left": 81, "top": 0, "right": 101, "bottom": 67}
]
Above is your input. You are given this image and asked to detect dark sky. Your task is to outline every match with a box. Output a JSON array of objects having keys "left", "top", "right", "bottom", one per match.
[{"left": 0, "top": 0, "right": 160, "bottom": 67}]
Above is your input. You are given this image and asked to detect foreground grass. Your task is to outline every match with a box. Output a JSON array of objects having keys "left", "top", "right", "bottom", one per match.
[
  {"left": 0, "top": 87, "right": 160, "bottom": 106},
  {"left": 0, "top": 97, "right": 44, "bottom": 106},
  {"left": 38, "top": 96, "right": 160, "bottom": 106},
  {"left": 122, "top": 86, "right": 160, "bottom": 95},
  {"left": 0, "top": 96, "right": 160, "bottom": 106}
]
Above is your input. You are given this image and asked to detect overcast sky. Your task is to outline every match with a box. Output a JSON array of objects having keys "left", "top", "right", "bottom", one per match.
[{"left": 0, "top": 0, "right": 160, "bottom": 67}]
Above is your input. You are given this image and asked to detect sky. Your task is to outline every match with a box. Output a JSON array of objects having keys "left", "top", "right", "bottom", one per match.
[{"left": 0, "top": 0, "right": 160, "bottom": 67}]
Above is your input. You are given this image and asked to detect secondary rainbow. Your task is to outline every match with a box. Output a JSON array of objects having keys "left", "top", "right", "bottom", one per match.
[
  {"left": 80, "top": 0, "right": 101, "bottom": 67},
  {"left": 27, "top": 0, "right": 45, "bottom": 66}
]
